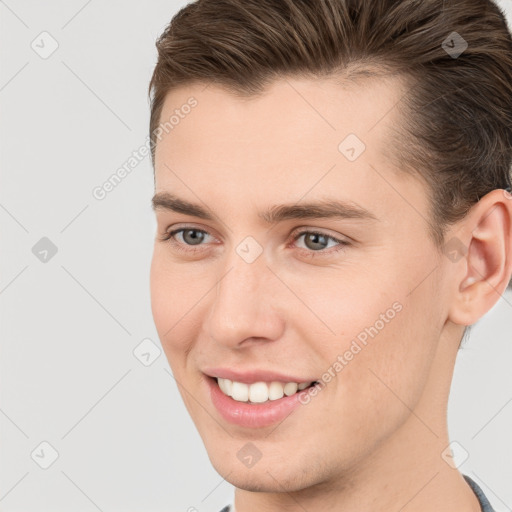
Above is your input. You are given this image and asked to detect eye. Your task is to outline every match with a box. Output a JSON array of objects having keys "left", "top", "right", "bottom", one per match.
[
  {"left": 291, "top": 230, "right": 349, "bottom": 256},
  {"left": 160, "top": 227, "right": 214, "bottom": 253},
  {"left": 159, "top": 226, "right": 350, "bottom": 256}
]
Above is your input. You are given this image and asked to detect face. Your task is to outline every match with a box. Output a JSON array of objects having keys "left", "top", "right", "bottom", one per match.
[{"left": 150, "top": 76, "right": 453, "bottom": 492}]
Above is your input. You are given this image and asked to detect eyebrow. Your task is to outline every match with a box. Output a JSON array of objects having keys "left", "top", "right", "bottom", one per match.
[{"left": 151, "top": 192, "right": 378, "bottom": 224}]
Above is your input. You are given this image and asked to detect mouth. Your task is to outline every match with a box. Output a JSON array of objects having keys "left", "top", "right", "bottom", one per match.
[
  {"left": 214, "top": 376, "right": 319, "bottom": 404},
  {"left": 205, "top": 375, "right": 319, "bottom": 428}
]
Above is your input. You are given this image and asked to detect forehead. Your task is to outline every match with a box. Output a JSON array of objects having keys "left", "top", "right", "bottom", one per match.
[
  {"left": 156, "top": 74, "right": 406, "bottom": 155},
  {"left": 153, "top": 75, "right": 426, "bottom": 222}
]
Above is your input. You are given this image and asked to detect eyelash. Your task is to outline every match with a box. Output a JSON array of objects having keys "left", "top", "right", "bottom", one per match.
[{"left": 159, "top": 227, "right": 350, "bottom": 257}]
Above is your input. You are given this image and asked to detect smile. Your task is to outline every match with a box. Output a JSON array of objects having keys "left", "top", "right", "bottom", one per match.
[
  {"left": 216, "top": 377, "right": 317, "bottom": 403},
  {"left": 205, "top": 375, "right": 320, "bottom": 428}
]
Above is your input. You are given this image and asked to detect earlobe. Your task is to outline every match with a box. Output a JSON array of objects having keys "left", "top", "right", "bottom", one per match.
[{"left": 448, "top": 188, "right": 512, "bottom": 326}]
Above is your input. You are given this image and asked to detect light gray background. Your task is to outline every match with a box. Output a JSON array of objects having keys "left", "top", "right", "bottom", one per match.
[{"left": 1, "top": 1, "right": 511, "bottom": 511}]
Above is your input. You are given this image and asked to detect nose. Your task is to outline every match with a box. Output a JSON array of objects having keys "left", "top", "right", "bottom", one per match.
[{"left": 203, "top": 249, "right": 285, "bottom": 349}]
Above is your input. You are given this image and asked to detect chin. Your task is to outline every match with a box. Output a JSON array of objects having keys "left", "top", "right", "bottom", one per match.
[
  {"left": 219, "top": 468, "right": 298, "bottom": 493},
  {"left": 225, "top": 475, "right": 277, "bottom": 493},
  {"left": 208, "top": 452, "right": 322, "bottom": 494}
]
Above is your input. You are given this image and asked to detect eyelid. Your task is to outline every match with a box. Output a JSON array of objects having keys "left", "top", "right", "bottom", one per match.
[
  {"left": 289, "top": 226, "right": 351, "bottom": 243},
  {"left": 161, "top": 222, "right": 220, "bottom": 242}
]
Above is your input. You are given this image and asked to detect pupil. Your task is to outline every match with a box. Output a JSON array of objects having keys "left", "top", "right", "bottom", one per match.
[
  {"left": 307, "top": 233, "right": 326, "bottom": 250},
  {"left": 185, "top": 229, "right": 203, "bottom": 245}
]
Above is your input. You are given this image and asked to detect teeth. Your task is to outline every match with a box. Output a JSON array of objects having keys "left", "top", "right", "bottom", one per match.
[
  {"left": 283, "top": 382, "right": 298, "bottom": 396},
  {"left": 249, "top": 382, "right": 268, "bottom": 403},
  {"left": 216, "top": 378, "right": 313, "bottom": 403},
  {"left": 218, "top": 377, "right": 232, "bottom": 396},
  {"left": 268, "top": 381, "right": 284, "bottom": 400},
  {"left": 231, "top": 381, "right": 249, "bottom": 402}
]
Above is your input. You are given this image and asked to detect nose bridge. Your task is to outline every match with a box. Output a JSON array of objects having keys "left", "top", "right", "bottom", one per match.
[{"left": 205, "top": 244, "right": 283, "bottom": 346}]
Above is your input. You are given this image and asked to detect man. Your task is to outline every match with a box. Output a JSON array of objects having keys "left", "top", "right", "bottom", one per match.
[{"left": 148, "top": 0, "right": 512, "bottom": 510}]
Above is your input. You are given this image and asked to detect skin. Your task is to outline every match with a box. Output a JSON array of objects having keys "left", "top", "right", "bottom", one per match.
[{"left": 150, "top": 76, "right": 512, "bottom": 512}]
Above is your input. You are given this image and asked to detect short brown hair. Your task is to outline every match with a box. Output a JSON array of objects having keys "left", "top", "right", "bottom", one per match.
[{"left": 148, "top": 0, "right": 512, "bottom": 289}]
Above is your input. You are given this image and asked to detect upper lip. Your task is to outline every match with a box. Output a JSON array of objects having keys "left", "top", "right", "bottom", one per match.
[{"left": 203, "top": 367, "right": 317, "bottom": 384}]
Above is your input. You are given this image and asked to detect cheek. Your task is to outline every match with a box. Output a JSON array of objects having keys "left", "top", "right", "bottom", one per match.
[
  {"left": 286, "top": 271, "right": 402, "bottom": 356},
  {"left": 336, "top": 293, "right": 439, "bottom": 437},
  {"left": 149, "top": 249, "right": 201, "bottom": 359},
  {"left": 309, "top": 270, "right": 439, "bottom": 421}
]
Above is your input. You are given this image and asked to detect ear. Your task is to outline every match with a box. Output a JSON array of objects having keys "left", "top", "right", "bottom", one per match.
[{"left": 447, "top": 188, "right": 512, "bottom": 326}]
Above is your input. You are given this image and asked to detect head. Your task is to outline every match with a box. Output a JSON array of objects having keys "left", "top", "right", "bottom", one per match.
[{"left": 148, "top": 0, "right": 512, "bottom": 495}]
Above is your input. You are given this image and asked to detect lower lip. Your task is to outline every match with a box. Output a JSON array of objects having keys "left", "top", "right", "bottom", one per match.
[{"left": 206, "top": 376, "right": 309, "bottom": 428}]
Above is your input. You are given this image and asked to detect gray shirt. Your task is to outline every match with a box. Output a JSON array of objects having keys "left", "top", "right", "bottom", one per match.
[
  {"left": 463, "top": 474, "right": 495, "bottom": 512},
  {"left": 218, "top": 474, "right": 495, "bottom": 512}
]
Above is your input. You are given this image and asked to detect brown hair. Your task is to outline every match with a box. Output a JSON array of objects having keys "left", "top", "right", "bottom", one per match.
[{"left": 148, "top": 0, "right": 512, "bottom": 289}]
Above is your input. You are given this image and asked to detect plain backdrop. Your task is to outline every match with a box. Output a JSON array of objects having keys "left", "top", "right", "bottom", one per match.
[{"left": 1, "top": 1, "right": 511, "bottom": 511}]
